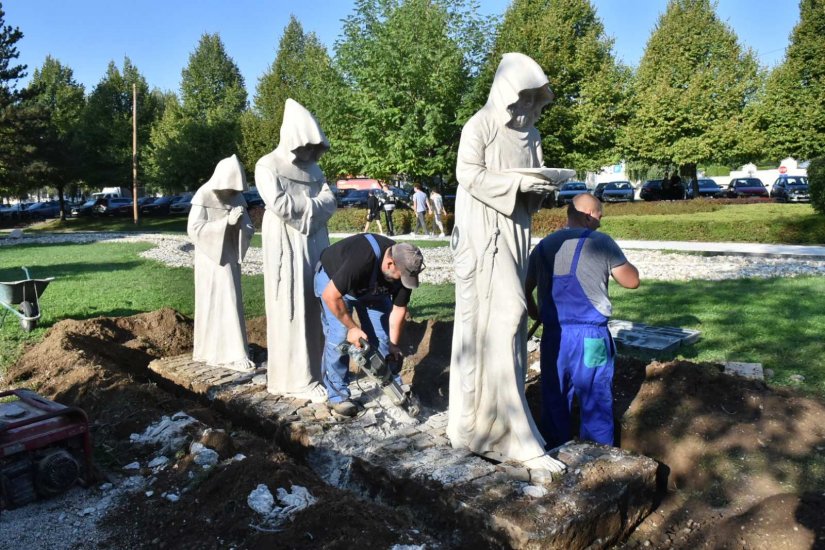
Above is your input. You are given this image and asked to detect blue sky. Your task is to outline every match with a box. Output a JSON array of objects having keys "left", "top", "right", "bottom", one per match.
[{"left": 4, "top": 0, "right": 800, "bottom": 96}]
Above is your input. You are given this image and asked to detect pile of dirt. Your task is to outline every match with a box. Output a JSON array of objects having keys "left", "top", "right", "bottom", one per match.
[
  {"left": 615, "top": 360, "right": 825, "bottom": 548},
  {"left": 4, "top": 310, "right": 440, "bottom": 549}
]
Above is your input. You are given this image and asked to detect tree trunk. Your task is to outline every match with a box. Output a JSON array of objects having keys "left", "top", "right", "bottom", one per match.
[{"left": 57, "top": 184, "right": 66, "bottom": 221}]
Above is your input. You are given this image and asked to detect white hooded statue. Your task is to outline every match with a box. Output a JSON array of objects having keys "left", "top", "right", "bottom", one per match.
[
  {"left": 447, "top": 53, "right": 567, "bottom": 474},
  {"left": 256, "top": 98, "right": 337, "bottom": 402},
  {"left": 188, "top": 154, "right": 256, "bottom": 371}
]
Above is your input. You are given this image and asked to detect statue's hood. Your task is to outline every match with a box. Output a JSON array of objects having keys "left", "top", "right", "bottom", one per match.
[
  {"left": 192, "top": 154, "right": 248, "bottom": 209},
  {"left": 271, "top": 98, "right": 329, "bottom": 182},
  {"left": 487, "top": 52, "right": 553, "bottom": 125}
]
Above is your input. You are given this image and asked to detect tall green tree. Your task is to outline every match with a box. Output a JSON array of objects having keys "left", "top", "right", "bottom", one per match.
[
  {"left": 620, "top": 0, "right": 760, "bottom": 181},
  {"left": 465, "top": 0, "right": 630, "bottom": 172},
  {"left": 78, "top": 58, "right": 163, "bottom": 191},
  {"left": 147, "top": 33, "right": 247, "bottom": 191},
  {"left": 241, "top": 16, "right": 346, "bottom": 177},
  {"left": 0, "top": 2, "right": 30, "bottom": 199},
  {"left": 25, "top": 56, "right": 85, "bottom": 218},
  {"left": 334, "top": 0, "right": 491, "bottom": 182},
  {"left": 749, "top": 0, "right": 825, "bottom": 161}
]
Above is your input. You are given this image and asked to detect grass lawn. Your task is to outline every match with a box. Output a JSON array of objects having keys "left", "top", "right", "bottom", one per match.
[{"left": 2, "top": 240, "right": 824, "bottom": 397}]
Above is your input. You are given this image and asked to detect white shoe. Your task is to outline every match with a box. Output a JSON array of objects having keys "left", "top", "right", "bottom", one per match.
[{"left": 438, "top": 233, "right": 445, "bottom": 238}]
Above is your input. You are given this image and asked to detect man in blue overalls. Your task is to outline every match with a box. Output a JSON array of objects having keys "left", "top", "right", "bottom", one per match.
[
  {"left": 314, "top": 233, "right": 425, "bottom": 417},
  {"left": 526, "top": 194, "right": 639, "bottom": 447}
]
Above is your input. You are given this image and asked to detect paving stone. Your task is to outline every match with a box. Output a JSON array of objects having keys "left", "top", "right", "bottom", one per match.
[{"left": 721, "top": 361, "right": 764, "bottom": 380}]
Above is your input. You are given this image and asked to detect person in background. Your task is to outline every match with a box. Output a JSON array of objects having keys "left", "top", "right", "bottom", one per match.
[
  {"left": 411, "top": 183, "right": 430, "bottom": 236},
  {"left": 429, "top": 187, "right": 446, "bottom": 238},
  {"left": 525, "top": 193, "right": 640, "bottom": 449},
  {"left": 381, "top": 183, "right": 396, "bottom": 236},
  {"left": 363, "top": 189, "right": 384, "bottom": 234}
]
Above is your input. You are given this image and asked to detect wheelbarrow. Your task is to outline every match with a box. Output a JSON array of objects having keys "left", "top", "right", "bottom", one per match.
[{"left": 0, "top": 267, "right": 55, "bottom": 332}]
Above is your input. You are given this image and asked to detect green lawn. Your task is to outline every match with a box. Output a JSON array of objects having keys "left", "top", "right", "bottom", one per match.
[{"left": 2, "top": 240, "right": 824, "bottom": 397}]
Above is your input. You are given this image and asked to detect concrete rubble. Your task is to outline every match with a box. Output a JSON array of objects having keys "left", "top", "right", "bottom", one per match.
[{"left": 150, "top": 354, "right": 662, "bottom": 549}]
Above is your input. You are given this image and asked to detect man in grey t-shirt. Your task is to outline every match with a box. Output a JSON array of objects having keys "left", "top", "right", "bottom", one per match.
[{"left": 526, "top": 194, "right": 639, "bottom": 448}]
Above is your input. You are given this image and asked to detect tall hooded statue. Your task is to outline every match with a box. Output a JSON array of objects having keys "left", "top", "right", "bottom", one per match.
[
  {"left": 256, "top": 98, "right": 337, "bottom": 402},
  {"left": 188, "top": 154, "right": 256, "bottom": 371},
  {"left": 447, "top": 53, "right": 566, "bottom": 473}
]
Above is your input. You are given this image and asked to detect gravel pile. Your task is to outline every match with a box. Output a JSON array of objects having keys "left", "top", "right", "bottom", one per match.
[{"left": 3, "top": 231, "right": 825, "bottom": 282}]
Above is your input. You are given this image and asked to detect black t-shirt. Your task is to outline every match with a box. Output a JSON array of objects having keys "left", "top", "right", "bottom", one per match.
[{"left": 319, "top": 234, "right": 411, "bottom": 307}]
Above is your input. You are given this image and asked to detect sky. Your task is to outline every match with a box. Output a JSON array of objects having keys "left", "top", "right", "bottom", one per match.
[{"left": 4, "top": 0, "right": 801, "bottom": 96}]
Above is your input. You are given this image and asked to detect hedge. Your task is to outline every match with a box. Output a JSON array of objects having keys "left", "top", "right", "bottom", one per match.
[{"left": 809, "top": 156, "right": 825, "bottom": 215}]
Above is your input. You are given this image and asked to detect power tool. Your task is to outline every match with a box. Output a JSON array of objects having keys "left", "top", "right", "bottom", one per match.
[{"left": 338, "top": 338, "right": 420, "bottom": 417}]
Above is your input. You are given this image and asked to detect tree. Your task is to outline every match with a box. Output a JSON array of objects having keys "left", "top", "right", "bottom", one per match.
[
  {"left": 147, "top": 33, "right": 246, "bottom": 191},
  {"left": 619, "top": 0, "right": 760, "bottom": 182},
  {"left": 334, "top": 0, "right": 492, "bottom": 182},
  {"left": 464, "top": 0, "right": 630, "bottom": 172},
  {"left": 241, "top": 16, "right": 347, "bottom": 177},
  {"left": 78, "top": 58, "right": 163, "bottom": 191},
  {"left": 809, "top": 155, "right": 825, "bottom": 214},
  {"left": 25, "top": 56, "right": 85, "bottom": 218},
  {"left": 0, "top": 2, "right": 29, "bottom": 199},
  {"left": 749, "top": 0, "right": 825, "bottom": 161}
]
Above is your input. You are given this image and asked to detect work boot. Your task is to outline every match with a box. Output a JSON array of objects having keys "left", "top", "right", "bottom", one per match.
[{"left": 330, "top": 400, "right": 358, "bottom": 418}]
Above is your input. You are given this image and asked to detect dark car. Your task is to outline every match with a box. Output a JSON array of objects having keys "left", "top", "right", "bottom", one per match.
[
  {"left": 686, "top": 178, "right": 724, "bottom": 199},
  {"left": 640, "top": 179, "right": 685, "bottom": 201},
  {"left": 71, "top": 198, "right": 103, "bottom": 217},
  {"left": 169, "top": 195, "right": 193, "bottom": 215},
  {"left": 555, "top": 181, "right": 590, "bottom": 206},
  {"left": 1, "top": 202, "right": 31, "bottom": 221},
  {"left": 727, "top": 178, "right": 768, "bottom": 198},
  {"left": 770, "top": 175, "right": 810, "bottom": 203},
  {"left": 24, "top": 201, "right": 62, "bottom": 220},
  {"left": 339, "top": 189, "right": 371, "bottom": 208},
  {"left": 600, "top": 181, "right": 635, "bottom": 203},
  {"left": 140, "top": 195, "right": 183, "bottom": 216},
  {"left": 243, "top": 188, "right": 264, "bottom": 208}
]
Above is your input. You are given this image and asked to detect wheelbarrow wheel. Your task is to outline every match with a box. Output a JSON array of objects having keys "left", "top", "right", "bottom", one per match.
[{"left": 19, "top": 300, "right": 37, "bottom": 332}]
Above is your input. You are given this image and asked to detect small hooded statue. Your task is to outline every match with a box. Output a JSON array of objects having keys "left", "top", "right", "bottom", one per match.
[
  {"left": 188, "top": 154, "right": 255, "bottom": 371},
  {"left": 447, "top": 53, "right": 565, "bottom": 475},
  {"left": 256, "top": 98, "right": 337, "bottom": 402}
]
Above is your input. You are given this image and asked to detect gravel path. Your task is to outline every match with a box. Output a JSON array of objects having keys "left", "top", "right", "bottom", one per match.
[{"left": 3, "top": 231, "right": 825, "bottom": 283}]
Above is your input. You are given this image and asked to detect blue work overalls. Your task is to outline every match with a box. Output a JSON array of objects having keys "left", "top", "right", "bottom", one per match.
[
  {"left": 313, "top": 234, "right": 393, "bottom": 404},
  {"left": 539, "top": 230, "right": 615, "bottom": 448}
]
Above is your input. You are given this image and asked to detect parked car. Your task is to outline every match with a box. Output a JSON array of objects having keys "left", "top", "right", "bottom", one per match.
[
  {"left": 243, "top": 188, "right": 264, "bottom": 208},
  {"left": 339, "top": 189, "right": 372, "bottom": 208},
  {"left": 770, "top": 175, "right": 810, "bottom": 203},
  {"left": 555, "top": 181, "right": 590, "bottom": 206},
  {"left": 600, "top": 181, "right": 635, "bottom": 203},
  {"left": 640, "top": 179, "right": 685, "bottom": 201},
  {"left": 24, "top": 201, "right": 63, "bottom": 220},
  {"left": 726, "top": 178, "right": 768, "bottom": 198},
  {"left": 169, "top": 196, "right": 193, "bottom": 215},
  {"left": 686, "top": 178, "right": 724, "bottom": 199},
  {"left": 71, "top": 198, "right": 101, "bottom": 217},
  {"left": 94, "top": 197, "right": 133, "bottom": 215},
  {"left": 140, "top": 195, "right": 179, "bottom": 216},
  {"left": 1, "top": 202, "right": 31, "bottom": 221}
]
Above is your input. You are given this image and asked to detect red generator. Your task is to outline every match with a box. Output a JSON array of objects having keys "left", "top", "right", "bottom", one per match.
[{"left": 0, "top": 389, "right": 94, "bottom": 510}]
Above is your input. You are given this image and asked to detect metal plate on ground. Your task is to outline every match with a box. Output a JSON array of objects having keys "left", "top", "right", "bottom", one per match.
[{"left": 608, "top": 320, "right": 701, "bottom": 353}]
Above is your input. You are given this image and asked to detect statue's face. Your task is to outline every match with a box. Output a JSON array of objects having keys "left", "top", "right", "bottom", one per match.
[
  {"left": 293, "top": 144, "right": 324, "bottom": 163},
  {"left": 508, "top": 88, "right": 546, "bottom": 129},
  {"left": 215, "top": 189, "right": 240, "bottom": 202}
]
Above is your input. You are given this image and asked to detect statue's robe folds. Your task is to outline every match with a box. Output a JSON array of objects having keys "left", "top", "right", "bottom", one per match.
[
  {"left": 258, "top": 99, "right": 336, "bottom": 395},
  {"left": 447, "top": 53, "right": 552, "bottom": 463},
  {"left": 188, "top": 157, "right": 254, "bottom": 366}
]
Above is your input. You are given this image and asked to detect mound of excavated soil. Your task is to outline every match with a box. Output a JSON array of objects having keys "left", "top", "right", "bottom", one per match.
[{"left": 2, "top": 310, "right": 447, "bottom": 549}]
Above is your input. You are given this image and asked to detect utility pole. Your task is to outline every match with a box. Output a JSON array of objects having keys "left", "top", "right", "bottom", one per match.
[{"left": 132, "top": 83, "right": 139, "bottom": 225}]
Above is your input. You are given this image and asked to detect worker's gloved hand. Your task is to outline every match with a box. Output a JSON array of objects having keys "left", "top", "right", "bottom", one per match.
[
  {"left": 347, "top": 327, "right": 369, "bottom": 348},
  {"left": 227, "top": 206, "right": 244, "bottom": 225},
  {"left": 519, "top": 175, "right": 554, "bottom": 195},
  {"left": 388, "top": 342, "right": 403, "bottom": 361}
]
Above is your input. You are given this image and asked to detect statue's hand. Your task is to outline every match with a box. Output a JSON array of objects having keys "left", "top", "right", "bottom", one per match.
[
  {"left": 227, "top": 206, "right": 243, "bottom": 225},
  {"left": 519, "top": 175, "right": 554, "bottom": 195}
]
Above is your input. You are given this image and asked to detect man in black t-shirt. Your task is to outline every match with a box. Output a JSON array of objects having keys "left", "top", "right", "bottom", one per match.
[{"left": 313, "top": 233, "right": 425, "bottom": 417}]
